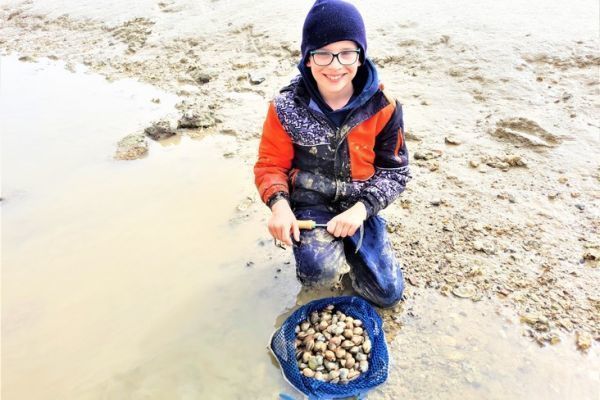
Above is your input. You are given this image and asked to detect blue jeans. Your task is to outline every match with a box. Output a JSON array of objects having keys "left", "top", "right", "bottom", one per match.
[{"left": 292, "top": 209, "right": 404, "bottom": 308}]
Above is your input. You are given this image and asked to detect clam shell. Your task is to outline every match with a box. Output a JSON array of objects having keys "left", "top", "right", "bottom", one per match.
[
  {"left": 351, "top": 335, "right": 364, "bottom": 345},
  {"left": 348, "top": 369, "right": 360, "bottom": 379},
  {"left": 303, "top": 368, "right": 315, "bottom": 377},
  {"left": 318, "top": 320, "right": 329, "bottom": 331},
  {"left": 315, "top": 371, "right": 325, "bottom": 381},
  {"left": 324, "top": 350, "right": 336, "bottom": 361},
  {"left": 327, "top": 342, "right": 337, "bottom": 351},
  {"left": 302, "top": 352, "right": 312, "bottom": 363},
  {"left": 297, "top": 331, "right": 308, "bottom": 339},
  {"left": 306, "top": 328, "right": 316, "bottom": 335},
  {"left": 356, "top": 353, "right": 367, "bottom": 361},
  {"left": 329, "top": 370, "right": 340, "bottom": 380},
  {"left": 346, "top": 357, "right": 356, "bottom": 369},
  {"left": 359, "top": 360, "right": 369, "bottom": 372},
  {"left": 339, "top": 368, "right": 349, "bottom": 380},
  {"left": 310, "top": 312, "right": 319, "bottom": 324},
  {"left": 341, "top": 340, "right": 354, "bottom": 349},
  {"left": 295, "top": 325, "right": 300, "bottom": 334},
  {"left": 325, "top": 304, "right": 335, "bottom": 311},
  {"left": 335, "top": 348, "right": 346, "bottom": 359},
  {"left": 362, "top": 339, "right": 372, "bottom": 354},
  {"left": 329, "top": 336, "right": 342, "bottom": 346},
  {"left": 353, "top": 320, "right": 363, "bottom": 327},
  {"left": 314, "top": 342, "right": 326, "bottom": 352},
  {"left": 308, "top": 356, "right": 318, "bottom": 370},
  {"left": 349, "top": 346, "right": 360, "bottom": 354},
  {"left": 325, "top": 361, "right": 337, "bottom": 371},
  {"left": 301, "top": 321, "right": 310, "bottom": 331},
  {"left": 353, "top": 327, "right": 363, "bottom": 335},
  {"left": 343, "top": 329, "right": 354, "bottom": 339}
]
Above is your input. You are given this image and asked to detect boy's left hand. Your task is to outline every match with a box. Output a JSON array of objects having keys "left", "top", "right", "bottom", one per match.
[{"left": 327, "top": 202, "right": 367, "bottom": 238}]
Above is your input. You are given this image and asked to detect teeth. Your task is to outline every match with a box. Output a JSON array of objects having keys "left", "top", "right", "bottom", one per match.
[{"left": 325, "top": 74, "right": 343, "bottom": 81}]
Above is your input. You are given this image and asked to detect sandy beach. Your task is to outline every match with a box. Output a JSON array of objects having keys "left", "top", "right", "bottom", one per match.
[{"left": 1, "top": 0, "right": 599, "bottom": 399}]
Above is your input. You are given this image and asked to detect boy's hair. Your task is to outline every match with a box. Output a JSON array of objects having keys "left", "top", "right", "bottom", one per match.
[{"left": 301, "top": 0, "right": 367, "bottom": 63}]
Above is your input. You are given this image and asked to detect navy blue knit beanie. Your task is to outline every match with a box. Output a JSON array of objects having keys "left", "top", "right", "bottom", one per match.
[{"left": 301, "top": 0, "right": 367, "bottom": 63}]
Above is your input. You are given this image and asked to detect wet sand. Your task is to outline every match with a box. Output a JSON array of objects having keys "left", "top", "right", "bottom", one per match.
[{"left": 1, "top": 0, "right": 599, "bottom": 399}]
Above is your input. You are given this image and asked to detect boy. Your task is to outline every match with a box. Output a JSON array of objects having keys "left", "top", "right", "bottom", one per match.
[{"left": 254, "top": 0, "right": 410, "bottom": 308}]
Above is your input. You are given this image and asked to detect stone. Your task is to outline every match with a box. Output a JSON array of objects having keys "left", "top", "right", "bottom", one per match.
[
  {"left": 115, "top": 134, "right": 148, "bottom": 160},
  {"left": 576, "top": 331, "right": 592, "bottom": 351},
  {"left": 192, "top": 71, "right": 212, "bottom": 84},
  {"left": 144, "top": 120, "right": 176, "bottom": 140},
  {"left": 248, "top": 72, "right": 266, "bottom": 85},
  {"left": 444, "top": 135, "right": 462, "bottom": 145},
  {"left": 469, "top": 159, "right": 480, "bottom": 168}
]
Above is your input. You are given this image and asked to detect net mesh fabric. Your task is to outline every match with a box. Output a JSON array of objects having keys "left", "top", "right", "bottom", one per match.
[{"left": 270, "top": 296, "right": 389, "bottom": 399}]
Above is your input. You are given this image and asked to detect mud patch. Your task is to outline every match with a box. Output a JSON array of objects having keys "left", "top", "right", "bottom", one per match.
[
  {"left": 108, "top": 17, "right": 155, "bottom": 54},
  {"left": 490, "top": 117, "right": 562, "bottom": 148},
  {"left": 522, "top": 52, "right": 600, "bottom": 70}
]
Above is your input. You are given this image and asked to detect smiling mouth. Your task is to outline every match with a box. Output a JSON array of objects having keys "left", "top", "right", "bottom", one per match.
[{"left": 323, "top": 73, "right": 345, "bottom": 82}]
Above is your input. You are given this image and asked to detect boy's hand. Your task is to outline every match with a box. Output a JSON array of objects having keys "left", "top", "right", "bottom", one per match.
[
  {"left": 268, "top": 199, "right": 300, "bottom": 246},
  {"left": 327, "top": 202, "right": 367, "bottom": 238}
]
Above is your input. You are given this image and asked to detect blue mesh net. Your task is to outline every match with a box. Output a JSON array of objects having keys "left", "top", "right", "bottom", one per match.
[{"left": 270, "top": 296, "right": 389, "bottom": 400}]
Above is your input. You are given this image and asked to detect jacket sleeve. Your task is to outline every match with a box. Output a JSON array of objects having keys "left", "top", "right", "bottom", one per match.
[
  {"left": 254, "top": 102, "right": 294, "bottom": 207},
  {"left": 358, "top": 101, "right": 411, "bottom": 218}
]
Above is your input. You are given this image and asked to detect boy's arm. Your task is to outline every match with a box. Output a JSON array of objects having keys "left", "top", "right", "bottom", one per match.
[
  {"left": 254, "top": 102, "right": 294, "bottom": 207},
  {"left": 358, "top": 101, "right": 411, "bottom": 218}
]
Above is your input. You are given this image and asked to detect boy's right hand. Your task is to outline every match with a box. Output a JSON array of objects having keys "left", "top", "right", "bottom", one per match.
[{"left": 268, "top": 199, "right": 300, "bottom": 246}]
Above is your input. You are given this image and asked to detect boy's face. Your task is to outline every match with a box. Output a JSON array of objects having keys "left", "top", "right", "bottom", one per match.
[{"left": 306, "top": 40, "right": 361, "bottom": 98}]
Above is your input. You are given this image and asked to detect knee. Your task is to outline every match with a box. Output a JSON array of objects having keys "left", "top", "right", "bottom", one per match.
[
  {"left": 353, "top": 271, "right": 404, "bottom": 308},
  {"left": 294, "top": 246, "right": 344, "bottom": 284},
  {"left": 293, "top": 234, "right": 344, "bottom": 285},
  {"left": 372, "top": 282, "right": 404, "bottom": 308}
]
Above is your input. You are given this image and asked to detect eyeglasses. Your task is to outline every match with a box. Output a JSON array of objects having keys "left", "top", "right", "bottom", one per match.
[{"left": 309, "top": 49, "right": 360, "bottom": 66}]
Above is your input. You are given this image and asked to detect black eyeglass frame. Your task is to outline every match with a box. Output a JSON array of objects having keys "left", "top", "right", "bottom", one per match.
[{"left": 309, "top": 49, "right": 361, "bottom": 66}]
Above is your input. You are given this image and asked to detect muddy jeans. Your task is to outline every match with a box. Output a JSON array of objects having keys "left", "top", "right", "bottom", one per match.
[{"left": 292, "top": 209, "right": 404, "bottom": 308}]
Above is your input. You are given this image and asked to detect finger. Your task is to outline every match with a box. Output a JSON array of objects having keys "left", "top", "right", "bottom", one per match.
[
  {"left": 348, "top": 225, "right": 359, "bottom": 237},
  {"left": 281, "top": 225, "right": 292, "bottom": 246},
  {"left": 340, "top": 223, "right": 351, "bottom": 238},
  {"left": 333, "top": 221, "right": 344, "bottom": 238},
  {"left": 277, "top": 225, "right": 285, "bottom": 244},
  {"left": 292, "top": 221, "right": 300, "bottom": 242},
  {"left": 326, "top": 219, "right": 336, "bottom": 236},
  {"left": 268, "top": 223, "right": 276, "bottom": 239}
]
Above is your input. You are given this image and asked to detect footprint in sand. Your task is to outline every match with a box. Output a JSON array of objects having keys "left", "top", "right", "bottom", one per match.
[{"left": 490, "top": 117, "right": 562, "bottom": 149}]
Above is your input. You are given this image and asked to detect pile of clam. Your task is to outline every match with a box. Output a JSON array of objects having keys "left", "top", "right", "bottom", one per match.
[{"left": 294, "top": 304, "right": 371, "bottom": 384}]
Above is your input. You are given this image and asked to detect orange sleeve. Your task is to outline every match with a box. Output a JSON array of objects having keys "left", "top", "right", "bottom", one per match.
[{"left": 254, "top": 102, "right": 294, "bottom": 205}]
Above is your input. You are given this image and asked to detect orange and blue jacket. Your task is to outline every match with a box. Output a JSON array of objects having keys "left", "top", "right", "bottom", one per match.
[{"left": 254, "top": 76, "right": 410, "bottom": 218}]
